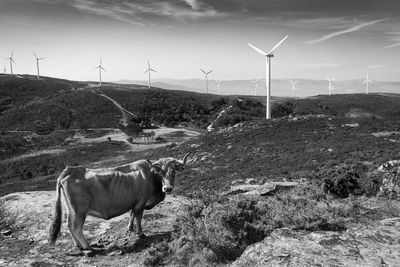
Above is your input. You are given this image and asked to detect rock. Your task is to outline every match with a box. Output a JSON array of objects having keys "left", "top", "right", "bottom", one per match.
[
  {"left": 82, "top": 250, "right": 95, "bottom": 257},
  {"left": 249, "top": 182, "right": 299, "bottom": 196},
  {"left": 225, "top": 182, "right": 298, "bottom": 196},
  {"left": 245, "top": 178, "right": 257, "bottom": 184},
  {"left": 224, "top": 184, "right": 260, "bottom": 195},
  {"left": 232, "top": 218, "right": 400, "bottom": 267},
  {"left": 1, "top": 229, "right": 12, "bottom": 236}
]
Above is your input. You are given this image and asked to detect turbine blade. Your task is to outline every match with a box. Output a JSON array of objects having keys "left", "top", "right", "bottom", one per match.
[
  {"left": 100, "top": 66, "right": 106, "bottom": 71},
  {"left": 11, "top": 58, "right": 15, "bottom": 64},
  {"left": 207, "top": 70, "right": 213, "bottom": 75},
  {"left": 11, "top": 51, "right": 13, "bottom": 58},
  {"left": 33, "top": 52, "right": 38, "bottom": 59},
  {"left": 248, "top": 43, "right": 267, "bottom": 56},
  {"left": 39, "top": 57, "right": 45, "bottom": 60},
  {"left": 200, "top": 68, "right": 206, "bottom": 74},
  {"left": 144, "top": 70, "right": 149, "bottom": 74},
  {"left": 267, "top": 35, "right": 288, "bottom": 55},
  {"left": 150, "top": 68, "right": 157, "bottom": 72}
]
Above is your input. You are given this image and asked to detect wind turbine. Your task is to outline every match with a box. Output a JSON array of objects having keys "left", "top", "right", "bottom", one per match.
[
  {"left": 290, "top": 80, "right": 298, "bottom": 98},
  {"left": 2, "top": 66, "right": 5, "bottom": 74},
  {"left": 200, "top": 69, "right": 213, "bottom": 94},
  {"left": 363, "top": 73, "right": 372, "bottom": 94},
  {"left": 33, "top": 52, "right": 45, "bottom": 79},
  {"left": 144, "top": 60, "right": 157, "bottom": 88},
  {"left": 215, "top": 79, "right": 222, "bottom": 95},
  {"left": 326, "top": 77, "right": 334, "bottom": 95},
  {"left": 94, "top": 59, "right": 106, "bottom": 86},
  {"left": 252, "top": 79, "right": 259, "bottom": 96},
  {"left": 6, "top": 51, "right": 15, "bottom": 76},
  {"left": 248, "top": 35, "right": 288, "bottom": 119}
]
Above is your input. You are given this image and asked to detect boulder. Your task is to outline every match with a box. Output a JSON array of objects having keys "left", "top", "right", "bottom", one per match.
[
  {"left": 232, "top": 218, "right": 400, "bottom": 267},
  {"left": 225, "top": 182, "right": 298, "bottom": 196}
]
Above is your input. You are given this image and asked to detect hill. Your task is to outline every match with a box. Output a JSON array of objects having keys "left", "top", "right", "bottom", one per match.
[{"left": 116, "top": 78, "right": 400, "bottom": 97}]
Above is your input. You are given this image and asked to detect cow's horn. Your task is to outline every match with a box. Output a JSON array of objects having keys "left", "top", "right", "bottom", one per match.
[{"left": 182, "top": 153, "right": 189, "bottom": 165}]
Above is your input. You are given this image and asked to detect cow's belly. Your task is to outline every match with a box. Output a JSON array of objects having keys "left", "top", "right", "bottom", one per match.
[{"left": 88, "top": 198, "right": 136, "bottom": 220}]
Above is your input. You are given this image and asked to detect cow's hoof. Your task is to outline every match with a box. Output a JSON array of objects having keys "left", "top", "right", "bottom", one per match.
[
  {"left": 82, "top": 249, "right": 95, "bottom": 257},
  {"left": 137, "top": 233, "right": 146, "bottom": 239}
]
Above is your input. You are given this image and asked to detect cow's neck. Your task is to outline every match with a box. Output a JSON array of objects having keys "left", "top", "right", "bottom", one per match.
[{"left": 144, "top": 172, "right": 166, "bottom": 210}]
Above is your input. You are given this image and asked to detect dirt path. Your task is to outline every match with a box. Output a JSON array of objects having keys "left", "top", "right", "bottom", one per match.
[
  {"left": 0, "top": 191, "right": 190, "bottom": 266},
  {"left": 92, "top": 90, "right": 137, "bottom": 127}
]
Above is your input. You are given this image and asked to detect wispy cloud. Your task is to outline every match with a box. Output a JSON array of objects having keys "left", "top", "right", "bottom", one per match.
[
  {"left": 298, "top": 62, "right": 344, "bottom": 68},
  {"left": 366, "top": 64, "right": 386, "bottom": 69},
  {"left": 304, "top": 19, "right": 384, "bottom": 45},
  {"left": 67, "top": 0, "right": 224, "bottom": 25},
  {"left": 383, "top": 32, "right": 400, "bottom": 49}
]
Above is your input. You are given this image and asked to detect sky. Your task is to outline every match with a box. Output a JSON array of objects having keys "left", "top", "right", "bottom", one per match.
[{"left": 1, "top": 0, "right": 400, "bottom": 83}]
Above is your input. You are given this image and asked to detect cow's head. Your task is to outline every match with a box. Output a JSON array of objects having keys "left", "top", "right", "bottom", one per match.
[{"left": 147, "top": 153, "right": 189, "bottom": 193}]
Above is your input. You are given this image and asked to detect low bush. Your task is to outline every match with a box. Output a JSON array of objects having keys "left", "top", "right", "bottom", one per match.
[{"left": 163, "top": 185, "right": 354, "bottom": 266}]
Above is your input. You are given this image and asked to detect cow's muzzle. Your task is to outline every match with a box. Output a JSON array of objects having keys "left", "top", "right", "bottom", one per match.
[{"left": 162, "top": 186, "right": 173, "bottom": 193}]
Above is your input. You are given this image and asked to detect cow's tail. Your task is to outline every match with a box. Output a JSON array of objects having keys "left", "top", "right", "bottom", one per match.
[{"left": 49, "top": 167, "right": 68, "bottom": 244}]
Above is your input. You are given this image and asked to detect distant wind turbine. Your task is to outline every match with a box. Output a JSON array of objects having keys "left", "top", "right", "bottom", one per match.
[
  {"left": 3, "top": 66, "right": 5, "bottom": 74},
  {"left": 6, "top": 51, "right": 15, "bottom": 76},
  {"left": 94, "top": 59, "right": 106, "bottom": 86},
  {"left": 327, "top": 77, "right": 334, "bottom": 95},
  {"left": 363, "top": 73, "right": 372, "bottom": 94},
  {"left": 200, "top": 69, "right": 213, "bottom": 94},
  {"left": 252, "top": 79, "right": 259, "bottom": 96},
  {"left": 215, "top": 79, "right": 222, "bottom": 95},
  {"left": 248, "top": 35, "right": 288, "bottom": 119},
  {"left": 33, "top": 52, "right": 45, "bottom": 79},
  {"left": 290, "top": 80, "right": 298, "bottom": 98},
  {"left": 144, "top": 60, "right": 157, "bottom": 88}
]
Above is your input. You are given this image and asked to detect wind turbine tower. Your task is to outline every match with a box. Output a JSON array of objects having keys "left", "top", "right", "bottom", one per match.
[
  {"left": 327, "top": 77, "right": 334, "bottom": 95},
  {"left": 252, "top": 79, "right": 259, "bottom": 96},
  {"left": 3, "top": 66, "right": 5, "bottom": 74},
  {"left": 200, "top": 69, "right": 213, "bottom": 94},
  {"left": 6, "top": 52, "right": 15, "bottom": 76},
  {"left": 290, "top": 80, "right": 298, "bottom": 98},
  {"left": 145, "top": 60, "right": 157, "bottom": 88},
  {"left": 33, "top": 52, "right": 45, "bottom": 79},
  {"left": 94, "top": 59, "right": 106, "bottom": 86},
  {"left": 248, "top": 35, "right": 288, "bottom": 119},
  {"left": 363, "top": 73, "right": 372, "bottom": 94},
  {"left": 215, "top": 80, "right": 222, "bottom": 95}
]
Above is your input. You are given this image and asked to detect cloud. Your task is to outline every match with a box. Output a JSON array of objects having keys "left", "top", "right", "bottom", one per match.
[
  {"left": 298, "top": 62, "right": 344, "bottom": 68},
  {"left": 304, "top": 19, "right": 384, "bottom": 45},
  {"left": 383, "top": 32, "right": 400, "bottom": 49},
  {"left": 366, "top": 64, "right": 386, "bottom": 69},
  {"left": 66, "top": 0, "right": 224, "bottom": 25}
]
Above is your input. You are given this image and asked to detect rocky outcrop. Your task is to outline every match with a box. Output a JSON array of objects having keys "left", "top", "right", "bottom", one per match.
[
  {"left": 232, "top": 217, "right": 400, "bottom": 267},
  {"left": 225, "top": 181, "right": 299, "bottom": 196}
]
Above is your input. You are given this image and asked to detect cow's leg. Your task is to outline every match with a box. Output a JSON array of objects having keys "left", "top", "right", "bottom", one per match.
[
  {"left": 127, "top": 210, "right": 135, "bottom": 232},
  {"left": 67, "top": 211, "right": 83, "bottom": 250},
  {"left": 71, "top": 213, "right": 92, "bottom": 251},
  {"left": 62, "top": 189, "right": 83, "bottom": 250},
  {"left": 134, "top": 208, "right": 145, "bottom": 238}
]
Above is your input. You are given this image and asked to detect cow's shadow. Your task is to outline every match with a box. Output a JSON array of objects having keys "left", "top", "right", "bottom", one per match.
[{"left": 92, "top": 231, "right": 171, "bottom": 256}]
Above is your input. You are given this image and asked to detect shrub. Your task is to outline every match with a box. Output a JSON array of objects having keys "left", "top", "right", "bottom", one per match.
[
  {"left": 318, "top": 164, "right": 364, "bottom": 198},
  {"left": 33, "top": 119, "right": 55, "bottom": 135},
  {"left": 166, "top": 186, "right": 353, "bottom": 265},
  {"left": 271, "top": 101, "right": 294, "bottom": 117}
]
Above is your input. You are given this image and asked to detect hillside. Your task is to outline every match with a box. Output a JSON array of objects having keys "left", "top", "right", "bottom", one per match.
[
  {"left": 0, "top": 76, "right": 265, "bottom": 132},
  {"left": 1, "top": 77, "right": 400, "bottom": 266},
  {"left": 117, "top": 78, "right": 400, "bottom": 97}
]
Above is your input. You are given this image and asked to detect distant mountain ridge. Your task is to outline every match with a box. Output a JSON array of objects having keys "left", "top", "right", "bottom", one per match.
[{"left": 115, "top": 78, "right": 400, "bottom": 97}]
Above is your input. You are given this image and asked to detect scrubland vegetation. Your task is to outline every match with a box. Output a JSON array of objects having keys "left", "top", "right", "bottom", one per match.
[{"left": 1, "top": 76, "right": 400, "bottom": 265}]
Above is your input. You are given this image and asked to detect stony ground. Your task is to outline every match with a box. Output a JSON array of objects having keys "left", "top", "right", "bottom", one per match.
[{"left": 0, "top": 191, "right": 190, "bottom": 266}]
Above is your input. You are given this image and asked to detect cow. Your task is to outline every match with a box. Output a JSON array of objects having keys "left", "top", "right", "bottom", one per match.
[{"left": 48, "top": 154, "right": 189, "bottom": 254}]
